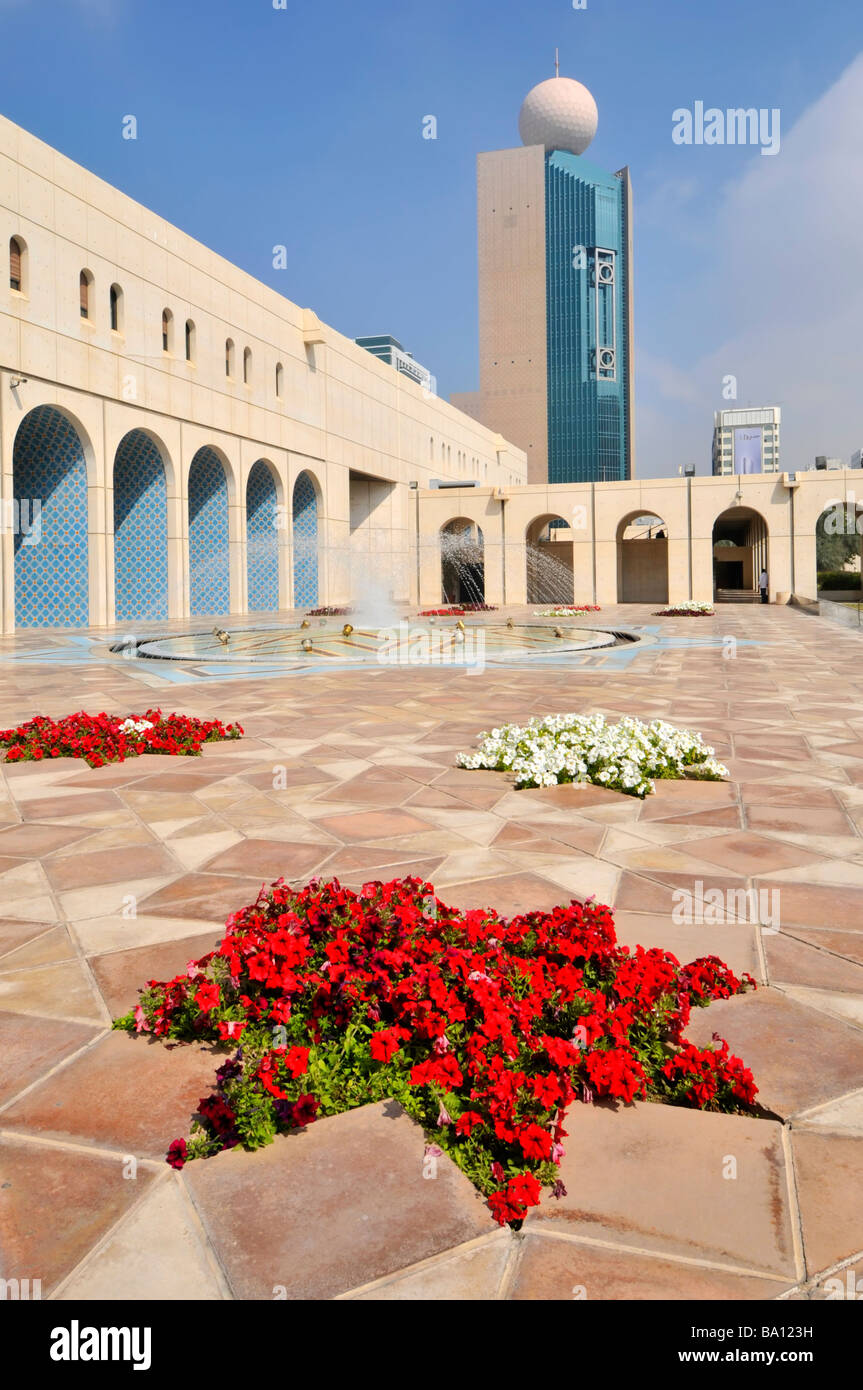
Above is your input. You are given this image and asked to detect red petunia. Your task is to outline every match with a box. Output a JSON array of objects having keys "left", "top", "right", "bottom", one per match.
[{"left": 369, "top": 1027, "right": 408, "bottom": 1063}]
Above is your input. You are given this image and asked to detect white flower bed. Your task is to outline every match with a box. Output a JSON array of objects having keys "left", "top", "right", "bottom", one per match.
[
  {"left": 536, "top": 606, "right": 600, "bottom": 617},
  {"left": 655, "top": 600, "right": 714, "bottom": 615},
  {"left": 457, "top": 712, "right": 728, "bottom": 798}
]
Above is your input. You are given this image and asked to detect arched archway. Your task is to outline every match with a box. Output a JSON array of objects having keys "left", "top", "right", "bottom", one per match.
[
  {"left": 525, "top": 514, "right": 574, "bottom": 604},
  {"left": 13, "top": 405, "right": 89, "bottom": 627},
  {"left": 113, "top": 430, "right": 168, "bottom": 622},
  {"left": 292, "top": 470, "right": 320, "bottom": 608},
  {"left": 247, "top": 460, "right": 279, "bottom": 612},
  {"left": 441, "top": 518, "right": 485, "bottom": 605},
  {"left": 188, "top": 447, "right": 230, "bottom": 616},
  {"left": 712, "top": 507, "right": 768, "bottom": 601},
  {"left": 616, "top": 512, "right": 669, "bottom": 604}
]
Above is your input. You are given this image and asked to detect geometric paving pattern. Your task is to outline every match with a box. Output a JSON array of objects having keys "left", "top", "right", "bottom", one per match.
[
  {"left": 246, "top": 460, "right": 279, "bottom": 612},
  {"left": 113, "top": 429, "right": 169, "bottom": 623},
  {"left": 188, "top": 447, "right": 230, "bottom": 617},
  {"left": 1, "top": 602, "right": 862, "bottom": 1298},
  {"left": 292, "top": 470, "right": 319, "bottom": 608},
  {"left": 13, "top": 406, "right": 89, "bottom": 627}
]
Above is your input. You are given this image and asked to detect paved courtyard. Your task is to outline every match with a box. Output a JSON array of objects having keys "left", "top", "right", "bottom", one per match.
[{"left": 1, "top": 603, "right": 862, "bottom": 1301}]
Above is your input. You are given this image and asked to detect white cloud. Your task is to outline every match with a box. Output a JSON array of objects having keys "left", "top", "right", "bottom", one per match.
[{"left": 637, "top": 52, "right": 863, "bottom": 477}]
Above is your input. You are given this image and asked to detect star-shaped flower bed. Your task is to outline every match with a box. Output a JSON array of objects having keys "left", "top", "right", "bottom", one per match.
[{"left": 115, "top": 875, "right": 758, "bottom": 1226}]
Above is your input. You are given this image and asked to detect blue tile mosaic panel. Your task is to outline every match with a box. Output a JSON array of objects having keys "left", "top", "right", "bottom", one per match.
[
  {"left": 14, "top": 406, "right": 89, "bottom": 627},
  {"left": 292, "top": 470, "right": 319, "bottom": 607},
  {"left": 113, "top": 430, "right": 168, "bottom": 622},
  {"left": 188, "top": 447, "right": 230, "bottom": 616},
  {"left": 246, "top": 460, "right": 279, "bottom": 611}
]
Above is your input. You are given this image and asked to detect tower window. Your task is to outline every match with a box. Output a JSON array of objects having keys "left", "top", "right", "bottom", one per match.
[
  {"left": 243, "top": 347, "right": 252, "bottom": 385},
  {"left": 9, "top": 237, "right": 23, "bottom": 292},
  {"left": 275, "top": 361, "right": 284, "bottom": 398},
  {"left": 161, "top": 309, "right": 173, "bottom": 353},
  {"left": 79, "top": 270, "right": 93, "bottom": 319},
  {"left": 185, "top": 319, "right": 195, "bottom": 362},
  {"left": 226, "top": 339, "right": 235, "bottom": 377},
  {"left": 109, "top": 284, "right": 123, "bottom": 333}
]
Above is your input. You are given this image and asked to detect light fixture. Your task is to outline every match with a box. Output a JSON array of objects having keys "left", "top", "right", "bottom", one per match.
[{"left": 9, "top": 376, "right": 27, "bottom": 389}]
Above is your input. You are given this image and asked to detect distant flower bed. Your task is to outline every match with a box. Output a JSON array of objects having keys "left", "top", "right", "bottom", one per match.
[
  {"left": 115, "top": 874, "right": 757, "bottom": 1226},
  {"left": 654, "top": 602, "right": 715, "bottom": 616},
  {"left": 536, "top": 605, "right": 601, "bottom": 616},
  {"left": 419, "top": 604, "right": 498, "bottom": 616},
  {"left": 0, "top": 709, "right": 243, "bottom": 769},
  {"left": 307, "top": 606, "right": 353, "bottom": 617},
  {"left": 457, "top": 713, "right": 728, "bottom": 798}
]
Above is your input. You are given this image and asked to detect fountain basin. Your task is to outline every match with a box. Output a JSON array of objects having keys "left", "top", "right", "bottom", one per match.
[{"left": 120, "top": 622, "right": 627, "bottom": 666}]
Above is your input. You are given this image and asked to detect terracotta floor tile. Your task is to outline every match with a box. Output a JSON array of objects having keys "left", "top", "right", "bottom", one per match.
[
  {"left": 752, "top": 880, "right": 863, "bottom": 932},
  {"left": 788, "top": 929, "right": 863, "bottom": 967},
  {"left": 56, "top": 1175, "right": 229, "bottom": 1301},
  {"left": 526, "top": 1100, "right": 795, "bottom": 1278},
  {"left": 792, "top": 1132, "right": 863, "bottom": 1275},
  {"left": 89, "top": 933, "right": 222, "bottom": 1019},
  {"left": 0, "top": 1010, "right": 101, "bottom": 1106},
  {"left": 510, "top": 1235, "right": 792, "bottom": 1300},
  {"left": 765, "top": 933, "right": 863, "bottom": 993},
  {"left": 0, "top": 824, "right": 92, "bottom": 856},
  {"left": 347, "top": 1234, "right": 511, "bottom": 1300},
  {"left": 2, "top": 1030, "right": 223, "bottom": 1159},
  {"left": 682, "top": 833, "right": 823, "bottom": 876},
  {"left": 746, "top": 805, "right": 855, "bottom": 837},
  {"left": 183, "top": 1101, "right": 493, "bottom": 1299},
  {"left": 685, "top": 989, "right": 863, "bottom": 1117},
  {"left": 437, "top": 872, "right": 577, "bottom": 917},
  {"left": 44, "top": 845, "right": 179, "bottom": 892},
  {"left": 0, "top": 1136, "right": 158, "bottom": 1295},
  {"left": 18, "top": 791, "right": 125, "bottom": 821},
  {"left": 137, "top": 872, "right": 264, "bottom": 923},
  {"left": 0, "top": 958, "right": 107, "bottom": 1025},
  {"left": 315, "top": 809, "right": 435, "bottom": 843},
  {"left": 611, "top": 911, "right": 760, "bottom": 980},
  {"left": 0, "top": 919, "right": 59, "bottom": 961},
  {"left": 199, "top": 838, "right": 330, "bottom": 881}
]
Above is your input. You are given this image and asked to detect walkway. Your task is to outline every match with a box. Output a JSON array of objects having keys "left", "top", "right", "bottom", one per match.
[{"left": 1, "top": 604, "right": 862, "bottom": 1299}]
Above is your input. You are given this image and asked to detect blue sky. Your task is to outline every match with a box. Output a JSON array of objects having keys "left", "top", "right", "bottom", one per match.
[{"left": 2, "top": 0, "right": 863, "bottom": 474}]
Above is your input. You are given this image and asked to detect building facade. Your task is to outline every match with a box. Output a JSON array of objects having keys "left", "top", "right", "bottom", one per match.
[
  {"left": 712, "top": 406, "right": 781, "bottom": 476},
  {"left": 0, "top": 115, "right": 526, "bottom": 634},
  {"left": 452, "top": 70, "right": 634, "bottom": 487}
]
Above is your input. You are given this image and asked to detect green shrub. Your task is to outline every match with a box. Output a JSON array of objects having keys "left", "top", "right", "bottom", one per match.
[{"left": 817, "top": 570, "right": 861, "bottom": 590}]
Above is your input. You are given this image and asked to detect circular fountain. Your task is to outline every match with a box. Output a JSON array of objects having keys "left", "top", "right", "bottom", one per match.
[{"left": 121, "top": 619, "right": 632, "bottom": 669}]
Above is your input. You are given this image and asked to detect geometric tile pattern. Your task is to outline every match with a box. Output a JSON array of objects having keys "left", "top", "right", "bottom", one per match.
[
  {"left": 188, "top": 447, "right": 230, "bottom": 617},
  {"left": 292, "top": 470, "right": 319, "bottom": 607},
  {"left": 246, "top": 460, "right": 279, "bottom": 612},
  {"left": 13, "top": 406, "right": 88, "bottom": 627},
  {"left": 1, "top": 602, "right": 862, "bottom": 1300},
  {"left": 113, "top": 430, "right": 168, "bottom": 623}
]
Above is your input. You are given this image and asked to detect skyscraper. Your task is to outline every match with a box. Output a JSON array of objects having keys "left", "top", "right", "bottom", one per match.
[{"left": 452, "top": 63, "right": 634, "bottom": 484}]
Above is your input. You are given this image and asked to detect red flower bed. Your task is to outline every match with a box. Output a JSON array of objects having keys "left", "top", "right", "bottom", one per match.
[
  {"left": 0, "top": 709, "right": 243, "bottom": 769},
  {"left": 418, "top": 604, "right": 498, "bottom": 616},
  {"left": 117, "top": 875, "right": 758, "bottom": 1225}
]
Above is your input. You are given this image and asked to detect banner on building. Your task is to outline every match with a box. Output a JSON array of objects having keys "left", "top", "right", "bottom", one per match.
[{"left": 733, "top": 427, "right": 763, "bottom": 474}]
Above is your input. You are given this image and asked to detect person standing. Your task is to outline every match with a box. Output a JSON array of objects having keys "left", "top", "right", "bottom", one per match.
[{"left": 759, "top": 568, "right": 769, "bottom": 604}]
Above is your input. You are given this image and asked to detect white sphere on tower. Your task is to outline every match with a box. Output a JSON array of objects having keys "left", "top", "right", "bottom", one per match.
[{"left": 519, "top": 73, "right": 598, "bottom": 156}]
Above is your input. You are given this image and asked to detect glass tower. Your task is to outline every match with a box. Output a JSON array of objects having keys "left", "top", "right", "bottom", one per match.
[{"left": 546, "top": 152, "right": 633, "bottom": 483}]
